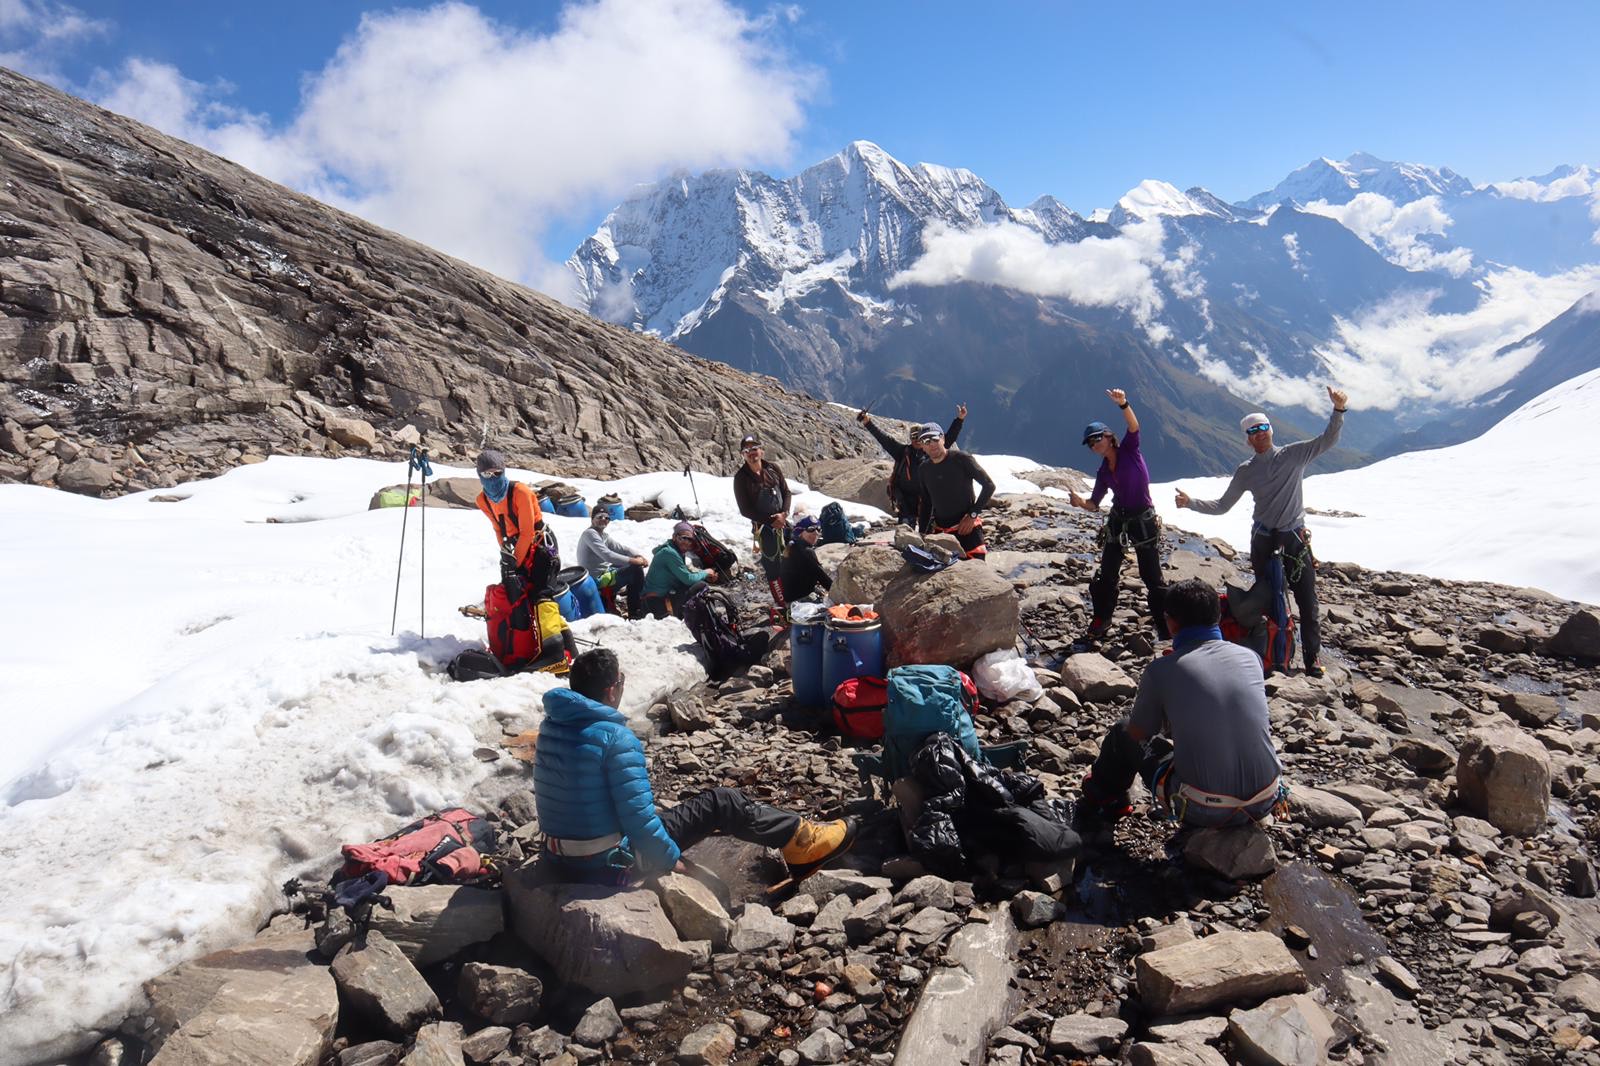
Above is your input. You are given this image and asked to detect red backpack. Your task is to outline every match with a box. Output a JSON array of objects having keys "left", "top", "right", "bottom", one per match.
[
  {"left": 1219, "top": 587, "right": 1296, "bottom": 674},
  {"left": 485, "top": 582, "right": 539, "bottom": 667},
  {"left": 833, "top": 676, "right": 889, "bottom": 740},
  {"left": 337, "top": 808, "right": 498, "bottom": 886}
]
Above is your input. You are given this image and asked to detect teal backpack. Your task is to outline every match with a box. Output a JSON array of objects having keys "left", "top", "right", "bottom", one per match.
[
  {"left": 882, "top": 665, "right": 984, "bottom": 781},
  {"left": 820, "top": 501, "right": 856, "bottom": 545}
]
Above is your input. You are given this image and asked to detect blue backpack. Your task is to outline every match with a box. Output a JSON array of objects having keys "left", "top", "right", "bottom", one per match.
[
  {"left": 820, "top": 501, "right": 856, "bottom": 545},
  {"left": 882, "top": 665, "right": 984, "bottom": 781}
]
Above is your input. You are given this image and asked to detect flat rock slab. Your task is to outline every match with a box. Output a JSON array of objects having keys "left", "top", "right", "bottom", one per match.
[
  {"left": 368, "top": 885, "right": 504, "bottom": 968},
  {"left": 400, "top": 1022, "right": 464, "bottom": 1065},
  {"left": 1131, "top": 1044, "right": 1230, "bottom": 1066},
  {"left": 504, "top": 873, "right": 700, "bottom": 998},
  {"left": 1288, "top": 787, "right": 1363, "bottom": 829},
  {"left": 1047, "top": 1013, "right": 1129, "bottom": 1055},
  {"left": 145, "top": 922, "right": 338, "bottom": 1066},
  {"left": 1183, "top": 826, "right": 1278, "bottom": 881},
  {"left": 1137, "top": 930, "right": 1307, "bottom": 1016},
  {"left": 893, "top": 910, "right": 1018, "bottom": 1065},
  {"left": 1060, "top": 653, "right": 1137, "bottom": 702},
  {"left": 1227, "top": 993, "right": 1334, "bottom": 1065}
]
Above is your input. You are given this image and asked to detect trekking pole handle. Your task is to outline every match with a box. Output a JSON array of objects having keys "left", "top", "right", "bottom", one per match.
[{"left": 410, "top": 446, "right": 434, "bottom": 478}]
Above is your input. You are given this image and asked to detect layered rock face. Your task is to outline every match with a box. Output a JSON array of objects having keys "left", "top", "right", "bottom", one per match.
[{"left": 0, "top": 68, "right": 876, "bottom": 494}]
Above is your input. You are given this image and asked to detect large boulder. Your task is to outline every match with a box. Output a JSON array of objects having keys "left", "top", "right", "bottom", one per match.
[
  {"left": 143, "top": 921, "right": 339, "bottom": 1065},
  {"left": 1136, "top": 930, "right": 1307, "bottom": 1015},
  {"left": 504, "top": 871, "right": 701, "bottom": 997},
  {"left": 325, "top": 414, "right": 378, "bottom": 450},
  {"left": 805, "top": 458, "right": 894, "bottom": 510},
  {"left": 56, "top": 457, "right": 116, "bottom": 495},
  {"left": 368, "top": 476, "right": 482, "bottom": 510},
  {"left": 1547, "top": 608, "right": 1600, "bottom": 662},
  {"left": 831, "top": 545, "right": 907, "bottom": 605},
  {"left": 1183, "top": 826, "right": 1278, "bottom": 881},
  {"left": 1059, "top": 653, "right": 1137, "bottom": 703},
  {"left": 367, "top": 885, "right": 503, "bottom": 968},
  {"left": 1456, "top": 725, "right": 1551, "bottom": 837},
  {"left": 879, "top": 560, "right": 1020, "bottom": 668}
]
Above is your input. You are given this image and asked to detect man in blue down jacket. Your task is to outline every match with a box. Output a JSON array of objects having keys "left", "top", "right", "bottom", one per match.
[{"left": 534, "top": 648, "right": 857, "bottom": 883}]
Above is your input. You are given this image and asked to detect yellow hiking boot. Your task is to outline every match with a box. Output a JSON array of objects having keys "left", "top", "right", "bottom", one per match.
[{"left": 781, "top": 817, "right": 859, "bottom": 867}]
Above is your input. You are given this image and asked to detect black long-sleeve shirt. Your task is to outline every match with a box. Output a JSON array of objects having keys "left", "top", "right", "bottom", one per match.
[
  {"left": 915, "top": 450, "right": 995, "bottom": 532},
  {"left": 865, "top": 417, "right": 964, "bottom": 503},
  {"left": 733, "top": 461, "right": 792, "bottom": 528},
  {"left": 780, "top": 543, "right": 833, "bottom": 602}
]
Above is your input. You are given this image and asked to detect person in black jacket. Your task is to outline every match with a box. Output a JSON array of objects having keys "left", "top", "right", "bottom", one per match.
[
  {"left": 731, "top": 433, "right": 792, "bottom": 619},
  {"left": 914, "top": 424, "right": 995, "bottom": 559},
  {"left": 780, "top": 515, "right": 832, "bottom": 604},
  {"left": 858, "top": 404, "right": 966, "bottom": 525}
]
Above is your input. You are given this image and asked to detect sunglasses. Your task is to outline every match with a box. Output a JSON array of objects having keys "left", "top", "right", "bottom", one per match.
[
  {"left": 1245, "top": 424, "right": 1271, "bottom": 436},
  {"left": 1083, "top": 433, "right": 1109, "bottom": 446}
]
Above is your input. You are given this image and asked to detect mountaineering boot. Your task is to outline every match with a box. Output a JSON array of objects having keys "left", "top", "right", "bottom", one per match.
[
  {"left": 1069, "top": 617, "right": 1109, "bottom": 654},
  {"left": 1077, "top": 771, "right": 1132, "bottom": 826},
  {"left": 1304, "top": 661, "right": 1326, "bottom": 679},
  {"left": 781, "top": 817, "right": 859, "bottom": 867}
]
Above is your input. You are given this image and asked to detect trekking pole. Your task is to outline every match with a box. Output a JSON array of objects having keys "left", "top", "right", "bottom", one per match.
[
  {"left": 415, "top": 447, "right": 434, "bottom": 639},
  {"left": 683, "top": 464, "right": 700, "bottom": 511},
  {"left": 390, "top": 454, "right": 417, "bottom": 635}
]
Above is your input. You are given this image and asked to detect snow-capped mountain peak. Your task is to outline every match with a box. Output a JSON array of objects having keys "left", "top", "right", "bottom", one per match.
[{"left": 1243, "top": 152, "right": 1475, "bottom": 210}]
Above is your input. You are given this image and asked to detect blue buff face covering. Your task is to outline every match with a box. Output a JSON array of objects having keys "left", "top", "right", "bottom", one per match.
[{"left": 480, "top": 473, "right": 510, "bottom": 502}]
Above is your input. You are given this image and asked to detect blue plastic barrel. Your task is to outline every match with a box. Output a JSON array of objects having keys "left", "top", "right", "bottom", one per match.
[
  {"left": 603, "top": 501, "right": 625, "bottom": 520},
  {"left": 791, "top": 618, "right": 826, "bottom": 706},
  {"left": 539, "top": 495, "right": 556, "bottom": 514},
  {"left": 549, "top": 568, "right": 577, "bottom": 621},
  {"left": 570, "top": 570, "right": 605, "bottom": 619},
  {"left": 554, "top": 493, "right": 589, "bottom": 518},
  {"left": 823, "top": 615, "right": 884, "bottom": 700}
]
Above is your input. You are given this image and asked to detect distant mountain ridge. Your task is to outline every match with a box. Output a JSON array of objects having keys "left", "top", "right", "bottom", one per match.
[{"left": 568, "top": 143, "right": 1598, "bottom": 475}]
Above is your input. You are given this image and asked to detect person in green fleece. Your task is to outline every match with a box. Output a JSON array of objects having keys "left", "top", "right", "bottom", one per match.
[{"left": 641, "top": 520, "right": 720, "bottom": 619}]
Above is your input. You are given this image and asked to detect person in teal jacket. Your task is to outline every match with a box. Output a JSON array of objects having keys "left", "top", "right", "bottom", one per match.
[
  {"left": 533, "top": 649, "right": 857, "bottom": 884},
  {"left": 641, "top": 520, "right": 719, "bottom": 618}
]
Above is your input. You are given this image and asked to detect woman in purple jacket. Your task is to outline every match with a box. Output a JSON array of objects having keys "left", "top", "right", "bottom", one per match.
[{"left": 1068, "top": 389, "right": 1168, "bottom": 645}]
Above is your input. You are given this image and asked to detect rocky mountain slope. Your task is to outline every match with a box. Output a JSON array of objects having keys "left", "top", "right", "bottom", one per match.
[{"left": 0, "top": 68, "right": 880, "bottom": 496}]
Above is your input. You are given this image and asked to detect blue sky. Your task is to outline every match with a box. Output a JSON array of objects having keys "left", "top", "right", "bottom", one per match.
[{"left": 5, "top": 0, "right": 1598, "bottom": 283}]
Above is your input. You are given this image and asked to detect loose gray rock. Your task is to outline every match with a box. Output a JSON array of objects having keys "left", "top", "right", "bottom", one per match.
[
  {"left": 1130, "top": 1044, "right": 1229, "bottom": 1066},
  {"left": 1456, "top": 725, "right": 1551, "bottom": 836},
  {"left": 1226, "top": 993, "right": 1335, "bottom": 1066},
  {"left": 676, "top": 1022, "right": 736, "bottom": 1065},
  {"left": 796, "top": 1027, "right": 846, "bottom": 1064},
  {"left": 1183, "top": 826, "right": 1278, "bottom": 880},
  {"left": 331, "top": 931, "right": 442, "bottom": 1039},
  {"left": 459, "top": 1026, "right": 511, "bottom": 1064},
  {"left": 1288, "top": 786, "right": 1363, "bottom": 829},
  {"left": 369, "top": 885, "right": 504, "bottom": 968},
  {"left": 1009, "top": 891, "right": 1059, "bottom": 928},
  {"left": 572, "top": 997, "right": 623, "bottom": 1046},
  {"left": 1047, "top": 1013, "right": 1128, "bottom": 1055},
  {"left": 456, "top": 962, "right": 542, "bottom": 1027},
  {"left": 1059, "top": 653, "right": 1138, "bottom": 702},
  {"left": 400, "top": 1022, "right": 465, "bottom": 1066},
  {"left": 657, "top": 872, "right": 734, "bottom": 949},
  {"left": 1136, "top": 930, "right": 1307, "bottom": 1015},
  {"left": 1547, "top": 608, "right": 1600, "bottom": 662},
  {"left": 729, "top": 903, "right": 795, "bottom": 953}
]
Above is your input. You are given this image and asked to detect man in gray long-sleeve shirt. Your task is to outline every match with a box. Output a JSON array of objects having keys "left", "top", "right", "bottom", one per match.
[
  {"left": 1175, "top": 385, "right": 1348, "bottom": 675},
  {"left": 576, "top": 510, "right": 649, "bottom": 620}
]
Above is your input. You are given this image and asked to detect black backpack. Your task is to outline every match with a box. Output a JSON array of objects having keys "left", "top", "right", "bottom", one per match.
[
  {"left": 820, "top": 502, "right": 856, "bottom": 545},
  {"left": 681, "top": 584, "right": 769, "bottom": 675}
]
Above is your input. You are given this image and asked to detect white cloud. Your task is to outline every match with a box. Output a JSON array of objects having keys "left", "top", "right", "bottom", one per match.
[
  {"left": 1303, "top": 192, "right": 1474, "bottom": 277},
  {"left": 1187, "top": 265, "right": 1600, "bottom": 410},
  {"left": 1488, "top": 166, "right": 1597, "bottom": 202},
  {"left": 89, "top": 0, "right": 817, "bottom": 292},
  {"left": 0, "top": 0, "right": 107, "bottom": 81},
  {"left": 1578, "top": 289, "right": 1600, "bottom": 315},
  {"left": 1282, "top": 233, "right": 1305, "bottom": 275},
  {"left": 889, "top": 218, "right": 1175, "bottom": 343}
]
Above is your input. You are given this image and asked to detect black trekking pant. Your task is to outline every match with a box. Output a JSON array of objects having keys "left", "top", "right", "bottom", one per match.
[
  {"left": 643, "top": 588, "right": 694, "bottom": 619},
  {"left": 1084, "top": 719, "right": 1174, "bottom": 805},
  {"left": 659, "top": 787, "right": 800, "bottom": 851},
  {"left": 1250, "top": 526, "right": 1319, "bottom": 666},
  {"left": 1088, "top": 507, "right": 1167, "bottom": 638},
  {"left": 610, "top": 563, "right": 647, "bottom": 620}
]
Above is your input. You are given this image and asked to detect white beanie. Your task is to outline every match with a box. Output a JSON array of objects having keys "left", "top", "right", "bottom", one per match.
[{"left": 1240, "top": 412, "right": 1269, "bottom": 433}]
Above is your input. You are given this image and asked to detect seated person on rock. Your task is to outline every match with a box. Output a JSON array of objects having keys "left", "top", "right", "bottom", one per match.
[
  {"left": 641, "top": 520, "right": 719, "bottom": 618},
  {"left": 780, "top": 514, "right": 832, "bottom": 605},
  {"left": 577, "top": 509, "right": 649, "bottom": 620},
  {"left": 913, "top": 423, "right": 995, "bottom": 560},
  {"left": 534, "top": 648, "right": 857, "bottom": 884},
  {"left": 1079, "top": 579, "right": 1284, "bottom": 829}
]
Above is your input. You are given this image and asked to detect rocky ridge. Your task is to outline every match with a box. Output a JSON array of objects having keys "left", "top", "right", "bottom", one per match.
[
  {"left": 0, "top": 67, "right": 880, "bottom": 496},
  {"left": 69, "top": 479, "right": 1600, "bottom": 1066}
]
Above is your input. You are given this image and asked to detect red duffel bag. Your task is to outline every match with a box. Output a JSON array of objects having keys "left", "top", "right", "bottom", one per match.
[{"left": 832, "top": 676, "right": 889, "bottom": 740}]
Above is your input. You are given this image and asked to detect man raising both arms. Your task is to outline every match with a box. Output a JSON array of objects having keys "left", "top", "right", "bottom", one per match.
[
  {"left": 1174, "top": 385, "right": 1348, "bottom": 678},
  {"left": 914, "top": 422, "right": 995, "bottom": 560}
]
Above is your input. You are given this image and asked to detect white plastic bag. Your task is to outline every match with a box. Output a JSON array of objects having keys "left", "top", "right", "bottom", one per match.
[{"left": 972, "top": 649, "right": 1044, "bottom": 703}]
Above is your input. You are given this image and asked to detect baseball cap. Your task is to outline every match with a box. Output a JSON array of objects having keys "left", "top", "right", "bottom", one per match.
[
  {"left": 1081, "top": 421, "right": 1112, "bottom": 445},
  {"left": 739, "top": 434, "right": 762, "bottom": 451},
  {"left": 914, "top": 422, "right": 943, "bottom": 443}
]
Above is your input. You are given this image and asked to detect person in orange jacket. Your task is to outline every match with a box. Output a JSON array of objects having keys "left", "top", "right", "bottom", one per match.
[{"left": 475, "top": 449, "right": 554, "bottom": 598}]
